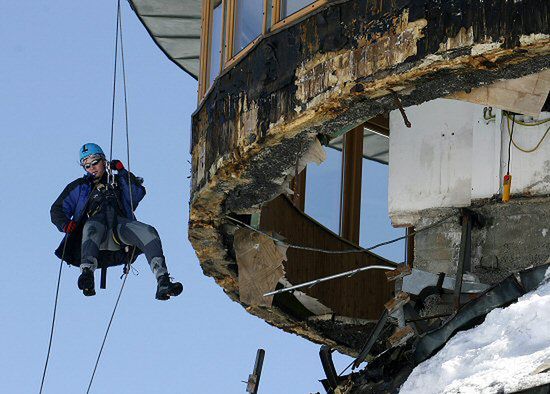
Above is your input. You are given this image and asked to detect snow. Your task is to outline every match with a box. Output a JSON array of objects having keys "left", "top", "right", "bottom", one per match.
[{"left": 400, "top": 269, "right": 550, "bottom": 394}]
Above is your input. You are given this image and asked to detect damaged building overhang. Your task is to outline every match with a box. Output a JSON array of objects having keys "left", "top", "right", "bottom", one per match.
[{"left": 187, "top": 0, "right": 550, "bottom": 352}]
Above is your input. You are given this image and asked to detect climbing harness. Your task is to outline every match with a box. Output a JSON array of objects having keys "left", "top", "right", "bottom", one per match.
[{"left": 40, "top": 1, "right": 137, "bottom": 392}]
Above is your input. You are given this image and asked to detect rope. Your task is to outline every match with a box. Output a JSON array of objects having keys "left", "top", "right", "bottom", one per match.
[
  {"left": 108, "top": 0, "right": 120, "bottom": 164},
  {"left": 86, "top": 272, "right": 129, "bottom": 394},
  {"left": 39, "top": 235, "right": 68, "bottom": 394},
  {"left": 225, "top": 212, "right": 456, "bottom": 255},
  {"left": 87, "top": 1, "right": 135, "bottom": 391}
]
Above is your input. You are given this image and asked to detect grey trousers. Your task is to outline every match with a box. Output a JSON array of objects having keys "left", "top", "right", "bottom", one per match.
[{"left": 81, "top": 209, "right": 168, "bottom": 279}]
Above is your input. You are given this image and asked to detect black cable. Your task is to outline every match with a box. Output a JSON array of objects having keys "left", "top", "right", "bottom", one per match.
[
  {"left": 39, "top": 234, "right": 68, "bottom": 394},
  {"left": 507, "top": 113, "right": 516, "bottom": 175},
  {"left": 226, "top": 212, "right": 455, "bottom": 255},
  {"left": 86, "top": 271, "right": 129, "bottom": 393}
]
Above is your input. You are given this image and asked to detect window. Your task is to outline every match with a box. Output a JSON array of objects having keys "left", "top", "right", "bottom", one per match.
[
  {"left": 233, "top": 0, "right": 264, "bottom": 56},
  {"left": 359, "top": 160, "right": 405, "bottom": 262},
  {"left": 305, "top": 145, "right": 342, "bottom": 234},
  {"left": 209, "top": 0, "right": 224, "bottom": 86},
  {"left": 280, "top": 0, "right": 314, "bottom": 19}
]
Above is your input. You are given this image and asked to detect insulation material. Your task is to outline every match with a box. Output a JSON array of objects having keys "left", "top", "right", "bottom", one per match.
[
  {"left": 279, "top": 278, "right": 333, "bottom": 315},
  {"left": 233, "top": 228, "right": 286, "bottom": 307},
  {"left": 448, "top": 70, "right": 550, "bottom": 116}
]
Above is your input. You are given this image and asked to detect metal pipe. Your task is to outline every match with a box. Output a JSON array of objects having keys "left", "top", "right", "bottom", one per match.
[{"left": 263, "top": 265, "right": 396, "bottom": 297}]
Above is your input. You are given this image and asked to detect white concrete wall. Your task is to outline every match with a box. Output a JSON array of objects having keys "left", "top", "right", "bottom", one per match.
[
  {"left": 388, "top": 98, "right": 550, "bottom": 226},
  {"left": 500, "top": 113, "right": 550, "bottom": 195}
]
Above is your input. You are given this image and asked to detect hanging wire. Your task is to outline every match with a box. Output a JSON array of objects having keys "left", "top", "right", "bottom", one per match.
[
  {"left": 39, "top": 235, "right": 69, "bottom": 394},
  {"left": 87, "top": 1, "right": 136, "bottom": 391},
  {"left": 507, "top": 113, "right": 515, "bottom": 175},
  {"left": 506, "top": 112, "right": 550, "bottom": 154},
  {"left": 225, "top": 212, "right": 456, "bottom": 255},
  {"left": 86, "top": 273, "right": 129, "bottom": 394}
]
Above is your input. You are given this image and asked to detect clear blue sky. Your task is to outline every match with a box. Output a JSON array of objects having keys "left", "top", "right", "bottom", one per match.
[{"left": 0, "top": 2, "right": 401, "bottom": 393}]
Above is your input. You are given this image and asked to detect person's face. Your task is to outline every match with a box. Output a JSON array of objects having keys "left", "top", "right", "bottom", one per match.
[{"left": 82, "top": 155, "right": 106, "bottom": 179}]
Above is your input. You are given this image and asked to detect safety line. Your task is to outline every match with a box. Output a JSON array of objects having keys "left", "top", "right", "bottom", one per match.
[
  {"left": 225, "top": 212, "right": 456, "bottom": 255},
  {"left": 108, "top": 0, "right": 120, "bottom": 164},
  {"left": 39, "top": 235, "right": 68, "bottom": 394},
  {"left": 86, "top": 272, "right": 129, "bottom": 393},
  {"left": 87, "top": 1, "right": 136, "bottom": 391}
]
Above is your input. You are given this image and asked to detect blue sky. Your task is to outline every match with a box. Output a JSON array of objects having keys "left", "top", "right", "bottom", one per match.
[{"left": 0, "top": 2, "right": 402, "bottom": 393}]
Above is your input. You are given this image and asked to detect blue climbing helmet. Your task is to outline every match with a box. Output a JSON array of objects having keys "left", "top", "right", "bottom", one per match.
[{"left": 79, "top": 143, "right": 105, "bottom": 164}]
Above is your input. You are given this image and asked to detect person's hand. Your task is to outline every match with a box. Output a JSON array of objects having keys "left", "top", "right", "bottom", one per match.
[
  {"left": 64, "top": 220, "right": 77, "bottom": 234},
  {"left": 110, "top": 160, "right": 124, "bottom": 171}
]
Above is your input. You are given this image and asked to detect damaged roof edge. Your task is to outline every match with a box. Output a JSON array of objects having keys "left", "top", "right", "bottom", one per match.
[{"left": 127, "top": 0, "right": 201, "bottom": 80}]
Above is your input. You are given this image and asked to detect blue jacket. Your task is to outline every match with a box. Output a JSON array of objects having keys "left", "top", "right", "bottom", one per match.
[{"left": 50, "top": 170, "right": 146, "bottom": 267}]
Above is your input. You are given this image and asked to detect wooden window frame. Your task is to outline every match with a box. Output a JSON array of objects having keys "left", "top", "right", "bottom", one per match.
[
  {"left": 199, "top": 0, "right": 329, "bottom": 100},
  {"left": 339, "top": 125, "right": 364, "bottom": 244},
  {"left": 199, "top": 0, "right": 227, "bottom": 98},
  {"left": 271, "top": 0, "right": 328, "bottom": 31}
]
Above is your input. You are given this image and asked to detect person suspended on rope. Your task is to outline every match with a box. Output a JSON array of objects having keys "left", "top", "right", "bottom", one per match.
[{"left": 50, "top": 143, "right": 183, "bottom": 300}]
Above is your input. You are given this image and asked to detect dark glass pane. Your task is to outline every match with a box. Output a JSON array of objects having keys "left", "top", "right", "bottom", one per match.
[
  {"left": 233, "top": 0, "right": 263, "bottom": 55},
  {"left": 209, "top": 1, "right": 224, "bottom": 86},
  {"left": 281, "top": 0, "right": 313, "bottom": 18}
]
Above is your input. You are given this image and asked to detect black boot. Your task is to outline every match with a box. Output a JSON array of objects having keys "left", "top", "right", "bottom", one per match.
[
  {"left": 78, "top": 268, "right": 96, "bottom": 297},
  {"left": 156, "top": 274, "right": 183, "bottom": 300}
]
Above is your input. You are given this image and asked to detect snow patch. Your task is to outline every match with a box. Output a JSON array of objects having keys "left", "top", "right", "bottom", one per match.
[
  {"left": 400, "top": 274, "right": 550, "bottom": 393},
  {"left": 542, "top": 228, "right": 548, "bottom": 237}
]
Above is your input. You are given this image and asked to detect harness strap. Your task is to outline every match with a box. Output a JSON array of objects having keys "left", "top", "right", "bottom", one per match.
[{"left": 100, "top": 267, "right": 107, "bottom": 289}]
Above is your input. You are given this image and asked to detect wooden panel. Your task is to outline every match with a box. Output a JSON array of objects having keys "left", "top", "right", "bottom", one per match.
[
  {"left": 260, "top": 195, "right": 396, "bottom": 320},
  {"left": 340, "top": 125, "right": 363, "bottom": 243}
]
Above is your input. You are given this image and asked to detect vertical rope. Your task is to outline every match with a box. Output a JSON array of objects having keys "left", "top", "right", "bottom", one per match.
[
  {"left": 108, "top": 0, "right": 121, "bottom": 163},
  {"left": 86, "top": 1, "right": 130, "bottom": 392},
  {"left": 39, "top": 235, "right": 68, "bottom": 394}
]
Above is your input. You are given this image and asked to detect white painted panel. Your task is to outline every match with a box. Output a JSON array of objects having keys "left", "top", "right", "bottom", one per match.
[
  {"left": 500, "top": 112, "right": 550, "bottom": 195},
  {"left": 471, "top": 109, "right": 502, "bottom": 199},
  {"left": 389, "top": 99, "right": 477, "bottom": 224}
]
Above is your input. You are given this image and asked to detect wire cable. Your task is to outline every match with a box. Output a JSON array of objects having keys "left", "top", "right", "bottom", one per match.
[
  {"left": 39, "top": 234, "right": 68, "bottom": 394},
  {"left": 225, "top": 212, "right": 456, "bottom": 255},
  {"left": 506, "top": 112, "right": 550, "bottom": 154},
  {"left": 507, "top": 113, "right": 515, "bottom": 175}
]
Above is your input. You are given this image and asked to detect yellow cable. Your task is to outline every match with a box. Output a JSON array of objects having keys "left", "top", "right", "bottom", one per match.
[
  {"left": 504, "top": 112, "right": 550, "bottom": 126},
  {"left": 507, "top": 115, "right": 550, "bottom": 153}
]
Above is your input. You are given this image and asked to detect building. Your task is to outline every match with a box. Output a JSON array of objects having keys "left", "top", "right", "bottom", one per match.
[{"left": 129, "top": 0, "right": 549, "bottom": 390}]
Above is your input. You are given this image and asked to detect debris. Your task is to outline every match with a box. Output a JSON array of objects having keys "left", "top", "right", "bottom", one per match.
[{"left": 233, "top": 229, "right": 286, "bottom": 307}]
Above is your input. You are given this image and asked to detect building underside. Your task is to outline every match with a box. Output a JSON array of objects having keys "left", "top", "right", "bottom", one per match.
[{"left": 180, "top": 0, "right": 550, "bottom": 356}]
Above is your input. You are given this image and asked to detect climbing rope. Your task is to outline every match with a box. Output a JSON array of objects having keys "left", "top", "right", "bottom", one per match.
[
  {"left": 87, "top": 0, "right": 136, "bottom": 392},
  {"left": 39, "top": 235, "right": 68, "bottom": 394}
]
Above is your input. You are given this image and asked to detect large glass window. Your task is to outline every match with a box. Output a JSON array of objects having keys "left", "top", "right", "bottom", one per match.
[
  {"left": 305, "top": 147, "right": 342, "bottom": 234},
  {"left": 359, "top": 159, "right": 405, "bottom": 262},
  {"left": 209, "top": 0, "right": 224, "bottom": 86},
  {"left": 233, "top": 0, "right": 263, "bottom": 56},
  {"left": 281, "top": 0, "right": 314, "bottom": 18}
]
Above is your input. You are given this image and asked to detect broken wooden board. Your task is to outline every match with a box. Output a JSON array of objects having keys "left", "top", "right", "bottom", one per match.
[
  {"left": 233, "top": 228, "right": 286, "bottom": 307},
  {"left": 448, "top": 70, "right": 550, "bottom": 116}
]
